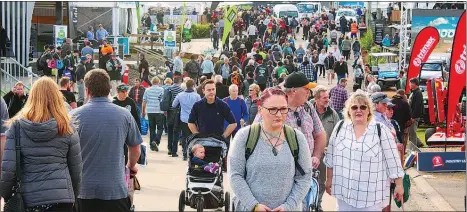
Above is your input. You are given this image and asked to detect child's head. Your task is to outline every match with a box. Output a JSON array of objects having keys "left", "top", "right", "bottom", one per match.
[{"left": 192, "top": 144, "right": 205, "bottom": 159}]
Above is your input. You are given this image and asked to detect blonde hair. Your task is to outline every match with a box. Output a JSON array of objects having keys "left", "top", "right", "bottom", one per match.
[
  {"left": 164, "top": 78, "right": 173, "bottom": 85},
  {"left": 343, "top": 92, "right": 375, "bottom": 122},
  {"left": 151, "top": 76, "right": 160, "bottom": 84},
  {"left": 192, "top": 144, "right": 204, "bottom": 153},
  {"left": 249, "top": 84, "right": 260, "bottom": 96},
  {"left": 6, "top": 77, "right": 73, "bottom": 136}
]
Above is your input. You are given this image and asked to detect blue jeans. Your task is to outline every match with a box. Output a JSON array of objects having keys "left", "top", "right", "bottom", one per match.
[
  {"left": 340, "top": 26, "right": 346, "bottom": 35},
  {"left": 136, "top": 103, "right": 142, "bottom": 118},
  {"left": 272, "top": 32, "right": 277, "bottom": 41},
  {"left": 148, "top": 113, "right": 164, "bottom": 145},
  {"left": 337, "top": 74, "right": 346, "bottom": 85}
]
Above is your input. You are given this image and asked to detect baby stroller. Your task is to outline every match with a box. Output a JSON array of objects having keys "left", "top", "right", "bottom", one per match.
[
  {"left": 179, "top": 133, "right": 230, "bottom": 212},
  {"left": 304, "top": 169, "right": 320, "bottom": 212}
]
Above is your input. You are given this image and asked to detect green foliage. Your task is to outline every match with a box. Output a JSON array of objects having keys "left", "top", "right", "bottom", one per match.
[
  {"left": 360, "top": 28, "right": 374, "bottom": 51},
  {"left": 191, "top": 24, "right": 211, "bottom": 39},
  {"left": 370, "top": 45, "right": 382, "bottom": 53},
  {"left": 370, "top": 56, "right": 387, "bottom": 66}
]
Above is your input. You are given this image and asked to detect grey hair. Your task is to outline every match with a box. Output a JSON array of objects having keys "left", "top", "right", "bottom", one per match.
[
  {"left": 368, "top": 84, "right": 381, "bottom": 93},
  {"left": 248, "top": 59, "right": 255, "bottom": 66},
  {"left": 205, "top": 54, "right": 212, "bottom": 60},
  {"left": 214, "top": 75, "right": 223, "bottom": 83},
  {"left": 228, "top": 84, "right": 238, "bottom": 91},
  {"left": 282, "top": 87, "right": 293, "bottom": 94},
  {"left": 314, "top": 87, "right": 328, "bottom": 99}
]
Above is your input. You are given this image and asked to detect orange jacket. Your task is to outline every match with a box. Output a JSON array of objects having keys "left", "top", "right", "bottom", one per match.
[
  {"left": 101, "top": 45, "right": 114, "bottom": 55},
  {"left": 351, "top": 23, "right": 358, "bottom": 33}
]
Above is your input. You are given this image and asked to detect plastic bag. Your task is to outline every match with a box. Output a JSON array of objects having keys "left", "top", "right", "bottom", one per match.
[{"left": 140, "top": 118, "right": 149, "bottom": 136}]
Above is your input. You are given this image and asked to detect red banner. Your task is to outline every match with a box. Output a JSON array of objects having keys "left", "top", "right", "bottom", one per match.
[
  {"left": 446, "top": 11, "right": 466, "bottom": 137},
  {"left": 405, "top": 27, "right": 440, "bottom": 93}
]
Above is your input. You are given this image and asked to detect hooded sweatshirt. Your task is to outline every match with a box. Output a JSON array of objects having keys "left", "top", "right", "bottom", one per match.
[{"left": 0, "top": 118, "right": 82, "bottom": 207}]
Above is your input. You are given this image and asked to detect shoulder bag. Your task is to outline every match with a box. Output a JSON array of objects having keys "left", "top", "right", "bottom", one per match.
[{"left": 3, "top": 122, "right": 26, "bottom": 212}]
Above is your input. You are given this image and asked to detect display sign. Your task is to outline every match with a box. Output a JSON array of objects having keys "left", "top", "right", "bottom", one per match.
[
  {"left": 53, "top": 25, "right": 67, "bottom": 47},
  {"left": 446, "top": 11, "right": 466, "bottom": 137},
  {"left": 222, "top": 6, "right": 238, "bottom": 45},
  {"left": 164, "top": 30, "right": 176, "bottom": 48},
  {"left": 405, "top": 26, "right": 440, "bottom": 93},
  {"left": 374, "top": 24, "right": 384, "bottom": 45},
  {"left": 417, "top": 152, "right": 466, "bottom": 172},
  {"left": 412, "top": 9, "right": 464, "bottom": 53},
  {"left": 118, "top": 37, "right": 130, "bottom": 55}
]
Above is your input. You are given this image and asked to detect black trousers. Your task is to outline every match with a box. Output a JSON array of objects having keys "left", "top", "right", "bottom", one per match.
[
  {"left": 77, "top": 197, "right": 131, "bottom": 212},
  {"left": 28, "top": 203, "right": 73, "bottom": 212},
  {"left": 180, "top": 122, "right": 192, "bottom": 158}
]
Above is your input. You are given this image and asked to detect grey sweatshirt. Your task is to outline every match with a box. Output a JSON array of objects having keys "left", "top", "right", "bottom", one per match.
[{"left": 228, "top": 125, "right": 312, "bottom": 211}]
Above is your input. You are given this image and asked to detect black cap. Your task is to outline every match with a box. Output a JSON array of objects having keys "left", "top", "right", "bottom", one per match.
[
  {"left": 284, "top": 72, "right": 317, "bottom": 89},
  {"left": 117, "top": 84, "right": 129, "bottom": 91}
]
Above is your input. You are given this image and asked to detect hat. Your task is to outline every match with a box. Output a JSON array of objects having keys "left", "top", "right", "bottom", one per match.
[
  {"left": 387, "top": 102, "right": 396, "bottom": 108},
  {"left": 117, "top": 84, "right": 130, "bottom": 91},
  {"left": 371, "top": 92, "right": 391, "bottom": 104},
  {"left": 284, "top": 72, "right": 317, "bottom": 89},
  {"left": 80, "top": 56, "right": 87, "bottom": 63}
]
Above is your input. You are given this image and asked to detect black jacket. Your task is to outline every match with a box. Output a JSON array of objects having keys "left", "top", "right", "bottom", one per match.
[
  {"left": 3, "top": 92, "right": 28, "bottom": 118},
  {"left": 334, "top": 61, "right": 349, "bottom": 76},
  {"left": 391, "top": 95, "right": 412, "bottom": 130},
  {"left": 409, "top": 87, "right": 424, "bottom": 118},
  {"left": 215, "top": 83, "right": 229, "bottom": 99},
  {"left": 324, "top": 56, "right": 336, "bottom": 70},
  {"left": 75, "top": 63, "right": 86, "bottom": 81}
]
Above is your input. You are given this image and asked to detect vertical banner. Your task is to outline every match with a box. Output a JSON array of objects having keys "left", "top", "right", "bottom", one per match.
[
  {"left": 53, "top": 25, "right": 67, "bottom": 47},
  {"left": 446, "top": 11, "right": 466, "bottom": 137},
  {"left": 222, "top": 6, "right": 238, "bottom": 45},
  {"left": 405, "top": 26, "right": 440, "bottom": 93}
]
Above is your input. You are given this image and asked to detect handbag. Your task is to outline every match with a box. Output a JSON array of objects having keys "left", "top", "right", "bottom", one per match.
[
  {"left": 133, "top": 176, "right": 141, "bottom": 191},
  {"left": 3, "top": 122, "right": 26, "bottom": 212}
]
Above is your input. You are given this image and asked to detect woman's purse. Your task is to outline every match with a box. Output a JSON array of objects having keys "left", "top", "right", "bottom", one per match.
[{"left": 3, "top": 122, "right": 26, "bottom": 212}]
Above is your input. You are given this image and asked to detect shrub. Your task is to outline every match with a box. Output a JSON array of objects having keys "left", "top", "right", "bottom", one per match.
[
  {"left": 360, "top": 28, "right": 374, "bottom": 52},
  {"left": 191, "top": 24, "right": 211, "bottom": 39}
]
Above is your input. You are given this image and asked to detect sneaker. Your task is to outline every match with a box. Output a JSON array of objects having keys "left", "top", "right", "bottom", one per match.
[
  {"left": 150, "top": 141, "right": 157, "bottom": 151},
  {"left": 172, "top": 154, "right": 179, "bottom": 157},
  {"left": 183, "top": 157, "right": 188, "bottom": 161},
  {"left": 168, "top": 151, "right": 172, "bottom": 155},
  {"left": 154, "top": 144, "right": 159, "bottom": 152}
]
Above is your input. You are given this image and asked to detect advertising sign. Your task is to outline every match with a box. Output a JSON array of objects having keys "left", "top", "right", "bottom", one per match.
[
  {"left": 446, "top": 11, "right": 466, "bottom": 137},
  {"left": 222, "top": 6, "right": 238, "bottom": 45},
  {"left": 53, "top": 25, "right": 67, "bottom": 47},
  {"left": 405, "top": 27, "right": 440, "bottom": 93},
  {"left": 412, "top": 9, "right": 464, "bottom": 53},
  {"left": 417, "top": 152, "right": 466, "bottom": 172},
  {"left": 164, "top": 30, "right": 176, "bottom": 48},
  {"left": 374, "top": 24, "right": 384, "bottom": 45}
]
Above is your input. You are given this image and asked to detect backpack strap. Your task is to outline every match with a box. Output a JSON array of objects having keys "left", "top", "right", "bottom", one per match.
[
  {"left": 245, "top": 123, "right": 261, "bottom": 161},
  {"left": 223, "top": 97, "right": 228, "bottom": 103},
  {"left": 335, "top": 120, "right": 345, "bottom": 138},
  {"left": 283, "top": 125, "right": 305, "bottom": 176},
  {"left": 376, "top": 123, "right": 382, "bottom": 138}
]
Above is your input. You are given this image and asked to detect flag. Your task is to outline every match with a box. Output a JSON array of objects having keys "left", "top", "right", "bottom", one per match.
[
  {"left": 222, "top": 6, "right": 238, "bottom": 45},
  {"left": 446, "top": 11, "right": 466, "bottom": 137},
  {"left": 405, "top": 27, "right": 440, "bottom": 93}
]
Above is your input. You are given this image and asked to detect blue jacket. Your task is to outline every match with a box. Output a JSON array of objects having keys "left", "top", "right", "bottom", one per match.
[
  {"left": 382, "top": 37, "right": 391, "bottom": 47},
  {"left": 223, "top": 97, "right": 249, "bottom": 132}
]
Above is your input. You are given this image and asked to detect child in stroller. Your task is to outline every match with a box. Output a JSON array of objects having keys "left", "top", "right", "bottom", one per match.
[{"left": 191, "top": 144, "right": 220, "bottom": 174}]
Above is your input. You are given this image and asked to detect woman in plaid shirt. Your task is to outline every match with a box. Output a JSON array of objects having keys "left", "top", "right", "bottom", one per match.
[{"left": 324, "top": 92, "right": 405, "bottom": 211}]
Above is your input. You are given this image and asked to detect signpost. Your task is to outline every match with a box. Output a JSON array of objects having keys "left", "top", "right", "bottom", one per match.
[
  {"left": 374, "top": 23, "right": 384, "bottom": 45},
  {"left": 53, "top": 25, "right": 67, "bottom": 47}
]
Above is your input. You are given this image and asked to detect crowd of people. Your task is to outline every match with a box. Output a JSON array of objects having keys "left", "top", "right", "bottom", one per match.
[{"left": 0, "top": 4, "right": 429, "bottom": 212}]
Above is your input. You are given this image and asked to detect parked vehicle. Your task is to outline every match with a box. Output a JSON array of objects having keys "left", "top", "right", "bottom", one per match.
[{"left": 369, "top": 52, "right": 400, "bottom": 90}]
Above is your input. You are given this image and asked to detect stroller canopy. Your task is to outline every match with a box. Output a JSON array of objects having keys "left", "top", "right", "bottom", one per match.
[{"left": 186, "top": 134, "right": 228, "bottom": 158}]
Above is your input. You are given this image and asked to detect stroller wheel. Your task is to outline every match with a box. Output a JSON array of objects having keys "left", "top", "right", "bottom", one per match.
[
  {"left": 178, "top": 190, "right": 185, "bottom": 212},
  {"left": 224, "top": 192, "right": 230, "bottom": 212},
  {"left": 196, "top": 198, "right": 204, "bottom": 212}
]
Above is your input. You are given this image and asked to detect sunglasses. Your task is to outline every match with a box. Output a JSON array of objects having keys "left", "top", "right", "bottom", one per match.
[
  {"left": 350, "top": 105, "right": 368, "bottom": 111},
  {"left": 262, "top": 107, "right": 288, "bottom": 115},
  {"left": 293, "top": 111, "right": 302, "bottom": 127}
]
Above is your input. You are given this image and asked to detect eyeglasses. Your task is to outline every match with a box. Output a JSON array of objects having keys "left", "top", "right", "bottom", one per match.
[
  {"left": 249, "top": 89, "right": 254, "bottom": 92},
  {"left": 350, "top": 105, "right": 368, "bottom": 111},
  {"left": 262, "top": 107, "right": 288, "bottom": 115},
  {"left": 293, "top": 111, "right": 302, "bottom": 127}
]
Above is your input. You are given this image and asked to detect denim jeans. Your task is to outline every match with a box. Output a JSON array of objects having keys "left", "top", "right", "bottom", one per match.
[
  {"left": 168, "top": 124, "right": 181, "bottom": 155},
  {"left": 148, "top": 113, "right": 164, "bottom": 145},
  {"left": 77, "top": 81, "right": 85, "bottom": 103},
  {"left": 179, "top": 122, "right": 192, "bottom": 158},
  {"left": 135, "top": 103, "right": 142, "bottom": 118},
  {"left": 337, "top": 74, "right": 346, "bottom": 85}
]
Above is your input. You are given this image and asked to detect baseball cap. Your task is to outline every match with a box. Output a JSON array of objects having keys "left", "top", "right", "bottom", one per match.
[
  {"left": 371, "top": 92, "right": 391, "bottom": 104},
  {"left": 117, "top": 84, "right": 130, "bottom": 92},
  {"left": 284, "top": 72, "right": 317, "bottom": 89},
  {"left": 80, "top": 56, "right": 88, "bottom": 62},
  {"left": 387, "top": 102, "right": 396, "bottom": 108}
]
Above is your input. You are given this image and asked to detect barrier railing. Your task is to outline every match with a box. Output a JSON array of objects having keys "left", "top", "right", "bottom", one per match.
[{"left": 0, "top": 57, "right": 40, "bottom": 95}]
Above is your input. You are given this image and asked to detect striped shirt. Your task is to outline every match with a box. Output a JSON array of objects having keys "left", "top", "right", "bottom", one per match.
[
  {"left": 166, "top": 84, "right": 184, "bottom": 110},
  {"left": 143, "top": 85, "right": 164, "bottom": 114}
]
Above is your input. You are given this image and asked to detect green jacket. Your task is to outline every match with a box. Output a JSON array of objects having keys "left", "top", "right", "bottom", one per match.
[
  {"left": 312, "top": 101, "right": 341, "bottom": 146},
  {"left": 396, "top": 76, "right": 407, "bottom": 90}
]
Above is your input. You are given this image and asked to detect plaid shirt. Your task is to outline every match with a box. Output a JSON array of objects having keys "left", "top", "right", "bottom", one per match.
[
  {"left": 324, "top": 120, "right": 404, "bottom": 208},
  {"left": 299, "top": 63, "right": 315, "bottom": 82},
  {"left": 129, "top": 86, "right": 146, "bottom": 104},
  {"left": 329, "top": 84, "right": 348, "bottom": 112},
  {"left": 255, "top": 101, "right": 324, "bottom": 154}
]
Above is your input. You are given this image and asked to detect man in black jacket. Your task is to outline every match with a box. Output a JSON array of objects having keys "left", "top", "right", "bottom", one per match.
[
  {"left": 333, "top": 56, "right": 348, "bottom": 85},
  {"left": 215, "top": 75, "right": 229, "bottom": 99},
  {"left": 408, "top": 78, "right": 424, "bottom": 148},
  {"left": 392, "top": 89, "right": 412, "bottom": 135},
  {"left": 3, "top": 82, "right": 28, "bottom": 118},
  {"left": 339, "top": 16, "right": 348, "bottom": 34},
  {"left": 184, "top": 55, "right": 200, "bottom": 84}
]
